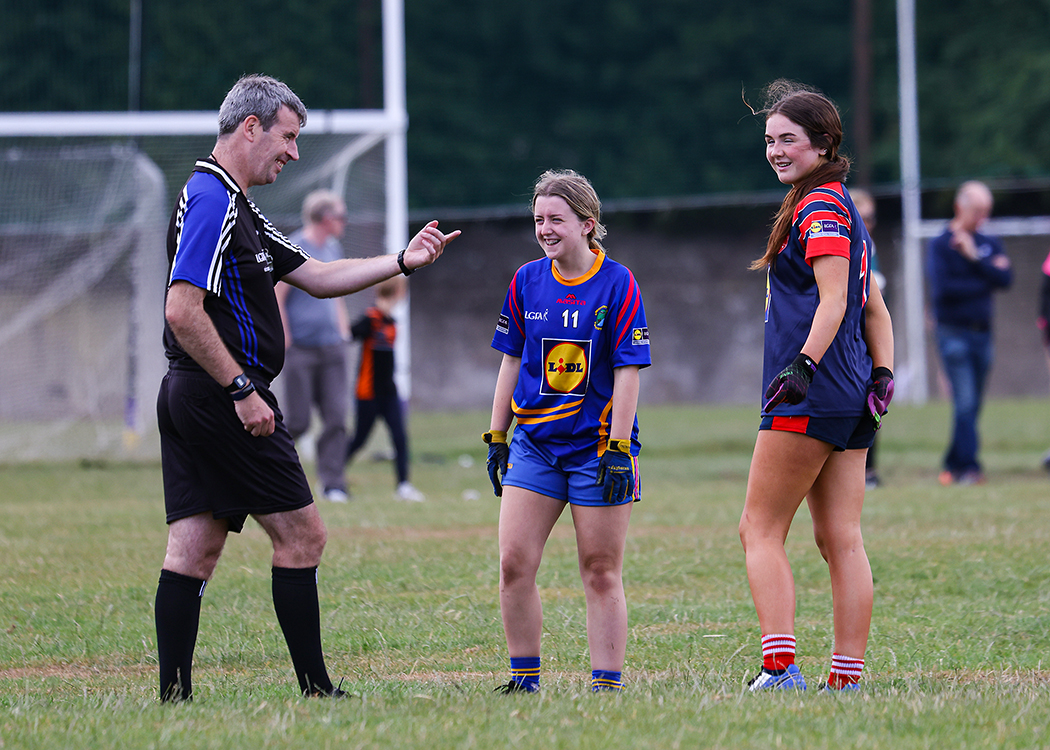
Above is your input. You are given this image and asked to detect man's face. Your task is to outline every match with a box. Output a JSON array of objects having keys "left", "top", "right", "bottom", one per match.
[{"left": 248, "top": 105, "right": 300, "bottom": 187}]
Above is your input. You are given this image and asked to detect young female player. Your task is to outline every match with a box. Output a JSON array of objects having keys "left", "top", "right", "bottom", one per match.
[
  {"left": 484, "top": 169, "right": 650, "bottom": 693},
  {"left": 738, "top": 81, "right": 894, "bottom": 692}
]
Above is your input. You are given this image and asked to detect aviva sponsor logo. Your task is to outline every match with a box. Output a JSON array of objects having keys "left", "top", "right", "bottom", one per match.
[{"left": 541, "top": 339, "right": 591, "bottom": 395}]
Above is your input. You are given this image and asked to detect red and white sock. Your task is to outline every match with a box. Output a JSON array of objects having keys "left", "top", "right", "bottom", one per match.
[
  {"left": 827, "top": 653, "right": 864, "bottom": 687},
  {"left": 761, "top": 633, "right": 796, "bottom": 672}
]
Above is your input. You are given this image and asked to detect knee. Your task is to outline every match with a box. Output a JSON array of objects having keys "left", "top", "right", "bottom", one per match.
[
  {"left": 499, "top": 548, "right": 538, "bottom": 589},
  {"left": 309, "top": 523, "right": 328, "bottom": 557},
  {"left": 813, "top": 529, "right": 831, "bottom": 562},
  {"left": 738, "top": 513, "right": 761, "bottom": 553},
  {"left": 579, "top": 552, "right": 621, "bottom": 596},
  {"left": 813, "top": 526, "right": 862, "bottom": 564}
]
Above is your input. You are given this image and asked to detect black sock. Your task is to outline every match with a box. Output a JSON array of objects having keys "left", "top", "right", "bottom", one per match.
[
  {"left": 155, "top": 569, "right": 206, "bottom": 701},
  {"left": 272, "top": 566, "right": 334, "bottom": 695}
]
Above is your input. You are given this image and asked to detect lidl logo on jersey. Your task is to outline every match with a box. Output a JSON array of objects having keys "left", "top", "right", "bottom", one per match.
[
  {"left": 807, "top": 220, "right": 841, "bottom": 240},
  {"left": 541, "top": 338, "right": 591, "bottom": 395},
  {"left": 631, "top": 327, "right": 650, "bottom": 345}
]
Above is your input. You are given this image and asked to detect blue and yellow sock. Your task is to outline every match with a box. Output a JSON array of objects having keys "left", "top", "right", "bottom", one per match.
[
  {"left": 591, "top": 669, "right": 623, "bottom": 692},
  {"left": 510, "top": 657, "right": 540, "bottom": 692}
]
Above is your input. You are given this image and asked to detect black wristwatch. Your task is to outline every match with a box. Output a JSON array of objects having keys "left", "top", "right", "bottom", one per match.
[
  {"left": 224, "top": 373, "right": 256, "bottom": 401},
  {"left": 397, "top": 248, "right": 414, "bottom": 276},
  {"left": 224, "top": 374, "right": 251, "bottom": 394}
]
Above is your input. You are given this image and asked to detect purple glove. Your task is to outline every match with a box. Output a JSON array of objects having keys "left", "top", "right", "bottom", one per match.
[
  {"left": 866, "top": 367, "right": 894, "bottom": 430},
  {"left": 763, "top": 353, "right": 818, "bottom": 413}
]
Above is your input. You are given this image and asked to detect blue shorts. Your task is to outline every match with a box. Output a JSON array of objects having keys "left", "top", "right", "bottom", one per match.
[
  {"left": 759, "top": 413, "right": 876, "bottom": 452},
  {"left": 503, "top": 430, "right": 640, "bottom": 507}
]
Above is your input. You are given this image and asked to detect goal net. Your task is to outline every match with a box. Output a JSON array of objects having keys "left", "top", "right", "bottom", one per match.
[{"left": 0, "top": 112, "right": 400, "bottom": 462}]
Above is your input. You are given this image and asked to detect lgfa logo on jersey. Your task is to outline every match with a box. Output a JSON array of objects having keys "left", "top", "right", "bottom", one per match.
[
  {"left": 255, "top": 249, "right": 274, "bottom": 273},
  {"left": 541, "top": 338, "right": 591, "bottom": 395}
]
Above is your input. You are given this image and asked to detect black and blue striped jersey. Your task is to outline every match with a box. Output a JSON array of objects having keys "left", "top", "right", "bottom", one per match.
[{"left": 163, "top": 158, "right": 309, "bottom": 382}]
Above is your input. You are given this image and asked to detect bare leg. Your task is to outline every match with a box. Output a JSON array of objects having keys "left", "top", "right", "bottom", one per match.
[
  {"left": 163, "top": 512, "right": 229, "bottom": 580},
  {"left": 497, "top": 487, "right": 565, "bottom": 657},
  {"left": 571, "top": 502, "right": 632, "bottom": 671},
  {"left": 252, "top": 503, "right": 327, "bottom": 568},
  {"left": 807, "top": 448, "right": 873, "bottom": 658},
  {"left": 739, "top": 430, "right": 833, "bottom": 635}
]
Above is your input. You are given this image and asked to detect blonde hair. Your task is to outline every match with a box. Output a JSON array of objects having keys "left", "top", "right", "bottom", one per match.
[
  {"left": 301, "top": 189, "right": 345, "bottom": 226},
  {"left": 531, "top": 169, "right": 607, "bottom": 251}
]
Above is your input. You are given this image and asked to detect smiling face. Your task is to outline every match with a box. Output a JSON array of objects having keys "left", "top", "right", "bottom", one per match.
[
  {"left": 248, "top": 105, "right": 301, "bottom": 187},
  {"left": 533, "top": 195, "right": 595, "bottom": 263},
  {"left": 765, "top": 112, "right": 824, "bottom": 186}
]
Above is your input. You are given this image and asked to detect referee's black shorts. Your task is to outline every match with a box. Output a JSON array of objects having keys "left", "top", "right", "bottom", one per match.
[{"left": 157, "top": 368, "right": 313, "bottom": 533}]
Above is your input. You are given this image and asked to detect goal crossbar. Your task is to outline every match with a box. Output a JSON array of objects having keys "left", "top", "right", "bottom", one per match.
[{"left": 0, "top": 110, "right": 406, "bottom": 137}]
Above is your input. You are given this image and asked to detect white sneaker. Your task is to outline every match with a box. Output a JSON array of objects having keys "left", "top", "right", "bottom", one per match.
[
  {"left": 323, "top": 488, "right": 349, "bottom": 503},
  {"left": 395, "top": 482, "right": 425, "bottom": 502}
]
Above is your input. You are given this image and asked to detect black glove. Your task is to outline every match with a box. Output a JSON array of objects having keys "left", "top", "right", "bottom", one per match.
[
  {"left": 483, "top": 430, "right": 509, "bottom": 497},
  {"left": 595, "top": 440, "right": 634, "bottom": 504},
  {"left": 866, "top": 366, "right": 895, "bottom": 430},
  {"left": 763, "top": 353, "right": 818, "bottom": 413}
]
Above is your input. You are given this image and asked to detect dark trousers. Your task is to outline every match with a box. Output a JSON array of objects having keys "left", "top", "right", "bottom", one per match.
[{"left": 346, "top": 395, "right": 410, "bottom": 485}]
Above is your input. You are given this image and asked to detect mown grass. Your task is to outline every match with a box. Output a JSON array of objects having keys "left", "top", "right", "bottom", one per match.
[{"left": 2, "top": 399, "right": 1050, "bottom": 748}]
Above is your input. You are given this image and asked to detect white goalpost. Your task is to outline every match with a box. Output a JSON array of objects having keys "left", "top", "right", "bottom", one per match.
[{"left": 0, "top": 0, "right": 408, "bottom": 462}]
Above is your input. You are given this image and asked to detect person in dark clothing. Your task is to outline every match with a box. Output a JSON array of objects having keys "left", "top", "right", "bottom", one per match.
[
  {"left": 927, "top": 180, "right": 1012, "bottom": 485},
  {"left": 344, "top": 276, "right": 424, "bottom": 501},
  {"left": 154, "top": 74, "right": 459, "bottom": 701}
]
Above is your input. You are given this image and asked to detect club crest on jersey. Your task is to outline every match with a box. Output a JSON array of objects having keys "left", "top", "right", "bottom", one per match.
[
  {"left": 541, "top": 338, "right": 591, "bottom": 395},
  {"left": 807, "top": 220, "right": 840, "bottom": 239},
  {"left": 594, "top": 305, "right": 608, "bottom": 330}
]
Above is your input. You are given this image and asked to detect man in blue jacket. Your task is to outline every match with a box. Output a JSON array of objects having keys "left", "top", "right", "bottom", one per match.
[{"left": 928, "top": 180, "right": 1012, "bottom": 485}]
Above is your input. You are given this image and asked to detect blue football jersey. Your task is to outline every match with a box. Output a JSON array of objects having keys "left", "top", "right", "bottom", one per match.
[
  {"left": 762, "top": 182, "right": 873, "bottom": 417},
  {"left": 492, "top": 250, "right": 651, "bottom": 456}
]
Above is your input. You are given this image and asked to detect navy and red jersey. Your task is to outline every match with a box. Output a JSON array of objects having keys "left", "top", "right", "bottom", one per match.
[
  {"left": 351, "top": 307, "right": 397, "bottom": 401},
  {"left": 492, "top": 249, "right": 651, "bottom": 457},
  {"left": 762, "top": 182, "right": 873, "bottom": 417},
  {"left": 163, "top": 158, "right": 309, "bottom": 383}
]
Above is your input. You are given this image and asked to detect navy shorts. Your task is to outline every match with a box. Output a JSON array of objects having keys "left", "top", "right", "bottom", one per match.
[
  {"left": 759, "top": 412, "right": 876, "bottom": 452},
  {"left": 503, "top": 429, "right": 640, "bottom": 507},
  {"left": 157, "top": 369, "right": 314, "bottom": 533}
]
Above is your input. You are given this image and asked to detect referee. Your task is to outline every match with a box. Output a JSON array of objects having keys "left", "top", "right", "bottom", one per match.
[{"left": 154, "top": 74, "right": 459, "bottom": 701}]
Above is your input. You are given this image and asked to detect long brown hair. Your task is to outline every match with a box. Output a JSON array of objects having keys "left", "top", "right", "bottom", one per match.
[{"left": 751, "top": 80, "right": 851, "bottom": 270}]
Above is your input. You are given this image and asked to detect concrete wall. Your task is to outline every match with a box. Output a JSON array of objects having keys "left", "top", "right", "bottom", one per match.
[{"left": 406, "top": 204, "right": 1050, "bottom": 411}]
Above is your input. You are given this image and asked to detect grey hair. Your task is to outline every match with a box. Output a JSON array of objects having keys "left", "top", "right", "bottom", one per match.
[{"left": 217, "top": 74, "right": 307, "bottom": 136}]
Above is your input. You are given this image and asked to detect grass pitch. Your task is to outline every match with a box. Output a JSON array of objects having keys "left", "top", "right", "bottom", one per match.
[{"left": 2, "top": 399, "right": 1050, "bottom": 748}]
